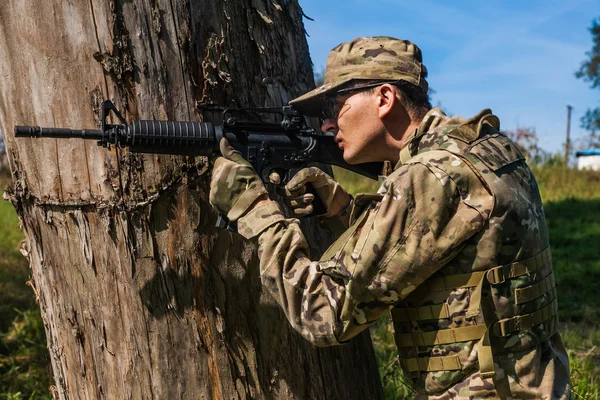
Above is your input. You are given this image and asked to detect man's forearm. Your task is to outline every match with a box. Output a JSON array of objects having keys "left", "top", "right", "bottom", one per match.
[{"left": 237, "top": 203, "right": 345, "bottom": 346}]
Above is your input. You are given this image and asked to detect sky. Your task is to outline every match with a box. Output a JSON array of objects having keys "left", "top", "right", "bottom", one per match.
[{"left": 299, "top": 0, "right": 599, "bottom": 154}]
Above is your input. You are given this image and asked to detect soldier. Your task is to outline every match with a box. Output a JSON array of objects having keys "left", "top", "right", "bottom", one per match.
[{"left": 209, "top": 37, "right": 571, "bottom": 399}]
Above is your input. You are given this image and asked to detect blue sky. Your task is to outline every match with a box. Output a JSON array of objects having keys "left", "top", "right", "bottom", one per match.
[{"left": 299, "top": 0, "right": 599, "bottom": 153}]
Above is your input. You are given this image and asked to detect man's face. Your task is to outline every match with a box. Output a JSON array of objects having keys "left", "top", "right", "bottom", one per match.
[{"left": 320, "top": 88, "right": 389, "bottom": 164}]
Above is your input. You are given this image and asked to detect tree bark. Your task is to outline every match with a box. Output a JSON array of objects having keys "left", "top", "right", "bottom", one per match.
[{"left": 0, "top": 1, "right": 383, "bottom": 399}]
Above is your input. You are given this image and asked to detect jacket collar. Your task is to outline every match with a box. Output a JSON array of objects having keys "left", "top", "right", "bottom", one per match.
[{"left": 396, "top": 107, "right": 448, "bottom": 168}]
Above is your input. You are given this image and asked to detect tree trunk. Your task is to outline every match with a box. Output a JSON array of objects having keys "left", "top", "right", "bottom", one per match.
[{"left": 0, "top": 1, "right": 383, "bottom": 399}]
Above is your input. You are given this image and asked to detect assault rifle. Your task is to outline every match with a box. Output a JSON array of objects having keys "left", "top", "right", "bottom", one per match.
[{"left": 15, "top": 101, "right": 382, "bottom": 227}]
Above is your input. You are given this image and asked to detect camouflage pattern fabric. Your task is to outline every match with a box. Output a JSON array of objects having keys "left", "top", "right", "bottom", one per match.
[
  {"left": 209, "top": 138, "right": 268, "bottom": 221},
  {"left": 391, "top": 109, "right": 570, "bottom": 398},
  {"left": 290, "top": 36, "right": 428, "bottom": 117},
  {"left": 277, "top": 167, "right": 351, "bottom": 218},
  {"left": 234, "top": 108, "right": 571, "bottom": 399}
]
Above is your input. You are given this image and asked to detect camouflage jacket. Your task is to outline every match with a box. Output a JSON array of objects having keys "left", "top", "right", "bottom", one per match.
[{"left": 237, "top": 108, "right": 571, "bottom": 399}]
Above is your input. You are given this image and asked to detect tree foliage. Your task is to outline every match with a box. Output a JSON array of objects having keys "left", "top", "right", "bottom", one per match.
[{"left": 576, "top": 18, "right": 600, "bottom": 137}]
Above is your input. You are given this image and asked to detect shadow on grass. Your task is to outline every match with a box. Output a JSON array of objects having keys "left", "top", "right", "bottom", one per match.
[
  {"left": 544, "top": 198, "right": 600, "bottom": 325},
  {"left": 545, "top": 198, "right": 600, "bottom": 398}
]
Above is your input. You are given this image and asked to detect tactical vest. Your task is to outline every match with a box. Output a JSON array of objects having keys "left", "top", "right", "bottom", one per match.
[{"left": 389, "top": 110, "right": 558, "bottom": 385}]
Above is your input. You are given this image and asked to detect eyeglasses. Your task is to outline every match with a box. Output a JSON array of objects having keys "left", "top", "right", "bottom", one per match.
[{"left": 320, "top": 80, "right": 403, "bottom": 120}]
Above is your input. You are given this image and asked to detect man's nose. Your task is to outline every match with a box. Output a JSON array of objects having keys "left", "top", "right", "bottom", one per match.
[{"left": 321, "top": 118, "right": 338, "bottom": 134}]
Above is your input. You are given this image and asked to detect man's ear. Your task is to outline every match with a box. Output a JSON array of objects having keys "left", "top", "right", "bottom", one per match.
[{"left": 377, "top": 84, "right": 397, "bottom": 118}]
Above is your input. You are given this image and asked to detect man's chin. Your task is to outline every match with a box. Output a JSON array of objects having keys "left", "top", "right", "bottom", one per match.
[
  {"left": 342, "top": 152, "right": 358, "bottom": 164},
  {"left": 343, "top": 151, "right": 370, "bottom": 165}
]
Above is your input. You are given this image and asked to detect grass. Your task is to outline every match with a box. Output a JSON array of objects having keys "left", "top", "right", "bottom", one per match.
[
  {"left": 0, "top": 165, "right": 599, "bottom": 398},
  {"left": 333, "top": 165, "right": 600, "bottom": 398},
  {"left": 0, "top": 170, "right": 52, "bottom": 399},
  {"left": 532, "top": 165, "right": 600, "bottom": 202},
  {"left": 544, "top": 195, "right": 600, "bottom": 399},
  {"left": 0, "top": 309, "right": 52, "bottom": 400},
  {"left": 0, "top": 173, "right": 34, "bottom": 333}
]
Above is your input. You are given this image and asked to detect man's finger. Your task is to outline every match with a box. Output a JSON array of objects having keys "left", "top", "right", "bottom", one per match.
[
  {"left": 219, "top": 138, "right": 246, "bottom": 164},
  {"left": 292, "top": 204, "right": 313, "bottom": 217},
  {"left": 269, "top": 172, "right": 282, "bottom": 185},
  {"left": 286, "top": 168, "right": 319, "bottom": 192},
  {"left": 287, "top": 168, "right": 330, "bottom": 192},
  {"left": 287, "top": 193, "right": 314, "bottom": 208},
  {"left": 276, "top": 184, "right": 306, "bottom": 198}
]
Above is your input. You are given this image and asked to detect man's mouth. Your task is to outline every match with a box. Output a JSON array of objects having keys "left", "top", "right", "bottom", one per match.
[{"left": 334, "top": 135, "right": 343, "bottom": 148}]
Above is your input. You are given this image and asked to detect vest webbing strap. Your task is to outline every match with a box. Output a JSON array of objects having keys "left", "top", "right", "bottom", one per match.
[
  {"left": 391, "top": 303, "right": 450, "bottom": 322},
  {"left": 426, "top": 247, "right": 552, "bottom": 294},
  {"left": 467, "top": 247, "right": 552, "bottom": 318},
  {"left": 477, "top": 330, "right": 495, "bottom": 379},
  {"left": 401, "top": 355, "right": 461, "bottom": 372},
  {"left": 474, "top": 247, "right": 554, "bottom": 379},
  {"left": 401, "top": 316, "right": 560, "bottom": 374},
  {"left": 514, "top": 271, "right": 555, "bottom": 305},
  {"left": 393, "top": 248, "right": 555, "bottom": 377},
  {"left": 486, "top": 248, "right": 552, "bottom": 285},
  {"left": 396, "top": 324, "right": 488, "bottom": 348},
  {"left": 392, "top": 273, "right": 555, "bottom": 323},
  {"left": 493, "top": 298, "right": 559, "bottom": 337}
]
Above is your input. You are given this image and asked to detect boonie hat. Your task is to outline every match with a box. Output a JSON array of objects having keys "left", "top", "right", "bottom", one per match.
[{"left": 290, "top": 36, "right": 428, "bottom": 117}]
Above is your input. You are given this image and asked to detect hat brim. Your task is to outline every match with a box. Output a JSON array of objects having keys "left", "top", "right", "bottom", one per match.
[{"left": 289, "top": 79, "right": 350, "bottom": 117}]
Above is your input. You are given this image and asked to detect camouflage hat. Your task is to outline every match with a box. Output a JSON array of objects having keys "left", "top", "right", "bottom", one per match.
[{"left": 290, "top": 36, "right": 429, "bottom": 117}]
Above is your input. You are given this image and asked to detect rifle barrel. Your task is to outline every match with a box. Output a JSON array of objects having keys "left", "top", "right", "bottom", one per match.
[{"left": 15, "top": 126, "right": 103, "bottom": 140}]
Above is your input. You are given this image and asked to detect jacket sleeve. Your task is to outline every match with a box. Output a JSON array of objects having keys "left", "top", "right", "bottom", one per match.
[{"left": 236, "top": 161, "right": 491, "bottom": 346}]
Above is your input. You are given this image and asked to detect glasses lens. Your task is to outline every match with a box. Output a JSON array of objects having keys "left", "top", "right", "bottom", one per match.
[
  {"left": 321, "top": 96, "right": 336, "bottom": 120},
  {"left": 320, "top": 85, "right": 372, "bottom": 120}
]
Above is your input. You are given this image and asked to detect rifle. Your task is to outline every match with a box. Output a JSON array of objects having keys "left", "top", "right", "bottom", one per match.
[{"left": 15, "top": 100, "right": 383, "bottom": 228}]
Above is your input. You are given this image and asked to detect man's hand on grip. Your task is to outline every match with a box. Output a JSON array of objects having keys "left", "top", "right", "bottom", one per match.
[
  {"left": 278, "top": 167, "right": 350, "bottom": 218},
  {"left": 209, "top": 138, "right": 268, "bottom": 221}
]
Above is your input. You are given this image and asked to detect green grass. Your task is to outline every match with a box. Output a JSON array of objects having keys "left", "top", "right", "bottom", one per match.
[
  {"left": 532, "top": 165, "right": 600, "bottom": 202},
  {"left": 0, "top": 170, "right": 52, "bottom": 399},
  {"left": 0, "top": 309, "right": 52, "bottom": 400},
  {"left": 561, "top": 324, "right": 600, "bottom": 399},
  {"left": 0, "top": 173, "right": 34, "bottom": 333},
  {"left": 370, "top": 319, "right": 415, "bottom": 399},
  {"left": 333, "top": 165, "right": 600, "bottom": 398},
  {"left": 543, "top": 192, "right": 600, "bottom": 398},
  {"left": 544, "top": 199, "right": 600, "bottom": 324}
]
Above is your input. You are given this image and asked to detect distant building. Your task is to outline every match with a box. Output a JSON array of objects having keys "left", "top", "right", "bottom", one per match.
[{"left": 576, "top": 150, "right": 600, "bottom": 171}]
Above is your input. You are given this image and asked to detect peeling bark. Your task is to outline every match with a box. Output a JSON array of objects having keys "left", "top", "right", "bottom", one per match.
[{"left": 0, "top": 1, "right": 383, "bottom": 399}]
